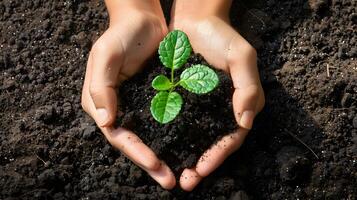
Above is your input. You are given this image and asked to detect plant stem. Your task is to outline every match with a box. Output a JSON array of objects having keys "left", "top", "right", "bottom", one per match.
[
  {"left": 172, "top": 80, "right": 181, "bottom": 87},
  {"left": 169, "top": 67, "right": 176, "bottom": 92},
  {"left": 170, "top": 67, "right": 175, "bottom": 83},
  {"left": 169, "top": 80, "right": 181, "bottom": 93}
]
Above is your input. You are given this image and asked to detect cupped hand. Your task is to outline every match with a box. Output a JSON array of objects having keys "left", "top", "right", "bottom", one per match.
[
  {"left": 170, "top": 6, "right": 265, "bottom": 191},
  {"left": 81, "top": 7, "right": 176, "bottom": 189}
]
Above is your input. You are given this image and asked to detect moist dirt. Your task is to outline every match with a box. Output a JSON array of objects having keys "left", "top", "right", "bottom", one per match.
[
  {"left": 118, "top": 53, "right": 237, "bottom": 175},
  {"left": 0, "top": 0, "right": 356, "bottom": 199}
]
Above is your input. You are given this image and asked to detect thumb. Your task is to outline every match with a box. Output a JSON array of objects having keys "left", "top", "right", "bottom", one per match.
[
  {"left": 89, "top": 83, "right": 118, "bottom": 127},
  {"left": 89, "top": 38, "right": 124, "bottom": 127},
  {"left": 232, "top": 85, "right": 260, "bottom": 129},
  {"left": 229, "top": 44, "right": 262, "bottom": 129}
]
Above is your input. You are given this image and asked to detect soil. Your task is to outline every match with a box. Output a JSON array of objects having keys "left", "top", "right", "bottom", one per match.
[
  {"left": 118, "top": 54, "right": 237, "bottom": 174},
  {"left": 0, "top": 0, "right": 356, "bottom": 200}
]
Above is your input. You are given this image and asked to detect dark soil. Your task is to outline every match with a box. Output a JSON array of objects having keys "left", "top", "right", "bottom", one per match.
[
  {"left": 118, "top": 54, "right": 237, "bottom": 174},
  {"left": 0, "top": 0, "right": 356, "bottom": 199}
]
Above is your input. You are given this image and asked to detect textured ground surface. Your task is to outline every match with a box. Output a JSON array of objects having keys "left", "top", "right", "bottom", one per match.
[
  {"left": 118, "top": 53, "right": 237, "bottom": 176},
  {"left": 0, "top": 0, "right": 356, "bottom": 199}
]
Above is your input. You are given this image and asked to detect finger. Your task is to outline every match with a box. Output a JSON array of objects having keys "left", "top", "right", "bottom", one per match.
[
  {"left": 102, "top": 127, "right": 161, "bottom": 170},
  {"left": 195, "top": 129, "right": 249, "bottom": 177},
  {"left": 178, "top": 129, "right": 249, "bottom": 191},
  {"left": 89, "top": 33, "right": 125, "bottom": 127},
  {"left": 228, "top": 37, "right": 262, "bottom": 129},
  {"left": 232, "top": 85, "right": 261, "bottom": 129},
  {"left": 83, "top": 80, "right": 176, "bottom": 188},
  {"left": 179, "top": 168, "right": 202, "bottom": 191},
  {"left": 85, "top": 47, "right": 159, "bottom": 169},
  {"left": 103, "top": 126, "right": 176, "bottom": 189},
  {"left": 102, "top": 127, "right": 177, "bottom": 189},
  {"left": 85, "top": 88, "right": 161, "bottom": 171},
  {"left": 147, "top": 161, "right": 176, "bottom": 190},
  {"left": 84, "top": 87, "right": 161, "bottom": 170}
]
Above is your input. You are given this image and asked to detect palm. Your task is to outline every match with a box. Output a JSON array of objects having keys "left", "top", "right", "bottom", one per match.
[
  {"left": 170, "top": 16, "right": 237, "bottom": 72},
  {"left": 170, "top": 16, "right": 265, "bottom": 191},
  {"left": 93, "top": 12, "right": 168, "bottom": 84},
  {"left": 81, "top": 11, "right": 176, "bottom": 189}
]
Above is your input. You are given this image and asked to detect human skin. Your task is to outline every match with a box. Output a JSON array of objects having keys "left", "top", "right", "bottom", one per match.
[
  {"left": 170, "top": 0, "right": 265, "bottom": 191},
  {"left": 81, "top": 0, "right": 176, "bottom": 189},
  {"left": 81, "top": 0, "right": 264, "bottom": 191}
]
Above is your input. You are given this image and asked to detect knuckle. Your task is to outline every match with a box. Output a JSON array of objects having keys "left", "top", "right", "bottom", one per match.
[
  {"left": 196, "top": 166, "right": 210, "bottom": 178},
  {"left": 246, "top": 44, "right": 257, "bottom": 57},
  {"left": 227, "top": 40, "right": 257, "bottom": 66},
  {"left": 240, "top": 42, "right": 257, "bottom": 59},
  {"left": 91, "top": 39, "right": 107, "bottom": 55},
  {"left": 146, "top": 159, "right": 161, "bottom": 171},
  {"left": 88, "top": 84, "right": 102, "bottom": 99}
]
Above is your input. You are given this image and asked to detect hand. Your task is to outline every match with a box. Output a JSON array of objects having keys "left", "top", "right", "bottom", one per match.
[
  {"left": 170, "top": 0, "right": 265, "bottom": 191},
  {"left": 81, "top": 1, "right": 175, "bottom": 189}
]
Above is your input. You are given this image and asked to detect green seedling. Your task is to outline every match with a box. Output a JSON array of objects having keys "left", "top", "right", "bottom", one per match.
[{"left": 150, "top": 30, "right": 219, "bottom": 124}]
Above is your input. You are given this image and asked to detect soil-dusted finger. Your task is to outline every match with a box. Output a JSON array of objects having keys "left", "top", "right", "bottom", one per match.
[
  {"left": 232, "top": 85, "right": 261, "bottom": 129},
  {"left": 3, "top": 0, "right": 355, "bottom": 198},
  {"left": 101, "top": 127, "right": 161, "bottom": 171},
  {"left": 119, "top": 53, "right": 238, "bottom": 177},
  {"left": 179, "top": 168, "right": 202, "bottom": 191},
  {"left": 83, "top": 75, "right": 161, "bottom": 172},
  {"left": 147, "top": 161, "right": 176, "bottom": 190},
  {"left": 88, "top": 85, "right": 118, "bottom": 126},
  {"left": 89, "top": 33, "right": 124, "bottom": 126},
  {"left": 228, "top": 42, "right": 263, "bottom": 129},
  {"left": 83, "top": 89, "right": 175, "bottom": 188},
  {"left": 195, "top": 129, "right": 249, "bottom": 177},
  {"left": 83, "top": 51, "right": 125, "bottom": 127},
  {"left": 115, "top": 150, "right": 176, "bottom": 190}
]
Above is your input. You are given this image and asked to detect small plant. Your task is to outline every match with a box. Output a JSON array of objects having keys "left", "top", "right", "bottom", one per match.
[{"left": 150, "top": 30, "right": 219, "bottom": 124}]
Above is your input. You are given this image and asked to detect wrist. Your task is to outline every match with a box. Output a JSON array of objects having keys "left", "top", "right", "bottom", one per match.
[{"left": 105, "top": 0, "right": 165, "bottom": 26}]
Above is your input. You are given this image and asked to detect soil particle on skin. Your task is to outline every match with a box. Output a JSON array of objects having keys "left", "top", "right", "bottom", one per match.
[{"left": 1, "top": 0, "right": 356, "bottom": 199}]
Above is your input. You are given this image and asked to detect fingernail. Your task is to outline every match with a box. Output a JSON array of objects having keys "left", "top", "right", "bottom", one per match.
[
  {"left": 97, "top": 108, "right": 109, "bottom": 126},
  {"left": 240, "top": 110, "right": 255, "bottom": 129}
]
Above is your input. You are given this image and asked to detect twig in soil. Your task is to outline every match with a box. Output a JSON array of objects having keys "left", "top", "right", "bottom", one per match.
[
  {"left": 238, "top": 2, "right": 266, "bottom": 28},
  {"left": 284, "top": 128, "right": 319, "bottom": 159},
  {"left": 34, "top": 153, "right": 46, "bottom": 165},
  {"left": 247, "top": 10, "right": 266, "bottom": 28},
  {"left": 326, "top": 64, "right": 330, "bottom": 77},
  {"left": 326, "top": 64, "right": 337, "bottom": 77}
]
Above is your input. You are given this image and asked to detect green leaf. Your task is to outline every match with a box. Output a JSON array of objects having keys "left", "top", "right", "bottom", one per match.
[
  {"left": 152, "top": 75, "right": 172, "bottom": 91},
  {"left": 150, "top": 91, "right": 183, "bottom": 124},
  {"left": 158, "top": 30, "right": 192, "bottom": 69},
  {"left": 180, "top": 64, "right": 219, "bottom": 94}
]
